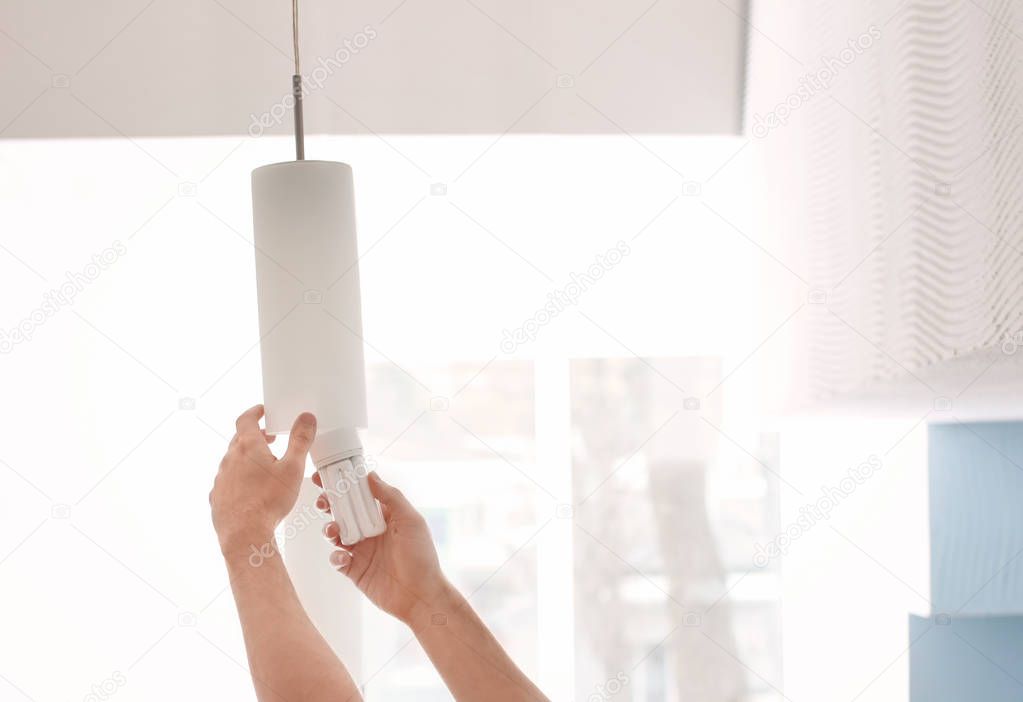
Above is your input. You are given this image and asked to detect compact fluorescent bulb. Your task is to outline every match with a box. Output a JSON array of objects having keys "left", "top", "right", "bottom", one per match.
[{"left": 251, "top": 160, "right": 385, "bottom": 545}]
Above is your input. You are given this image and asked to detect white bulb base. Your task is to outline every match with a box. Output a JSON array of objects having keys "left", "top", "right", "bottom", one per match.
[{"left": 316, "top": 454, "right": 386, "bottom": 546}]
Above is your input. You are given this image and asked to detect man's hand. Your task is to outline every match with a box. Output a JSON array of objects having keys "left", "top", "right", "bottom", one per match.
[
  {"left": 316, "top": 471, "right": 550, "bottom": 701},
  {"left": 211, "top": 405, "right": 364, "bottom": 702},
  {"left": 312, "top": 471, "right": 449, "bottom": 625},
  {"left": 210, "top": 405, "right": 317, "bottom": 556}
]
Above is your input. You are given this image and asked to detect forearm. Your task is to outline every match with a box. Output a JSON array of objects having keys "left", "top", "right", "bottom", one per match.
[
  {"left": 408, "top": 581, "right": 548, "bottom": 702},
  {"left": 224, "top": 536, "right": 362, "bottom": 702}
]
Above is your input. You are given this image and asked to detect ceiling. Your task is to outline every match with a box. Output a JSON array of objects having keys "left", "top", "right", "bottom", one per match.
[{"left": 0, "top": 0, "right": 748, "bottom": 138}]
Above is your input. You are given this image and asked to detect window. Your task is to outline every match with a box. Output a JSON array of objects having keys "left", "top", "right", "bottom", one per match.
[{"left": 0, "top": 132, "right": 779, "bottom": 700}]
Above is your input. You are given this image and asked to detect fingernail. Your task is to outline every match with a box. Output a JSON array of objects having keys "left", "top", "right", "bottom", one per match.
[
  {"left": 330, "top": 551, "right": 351, "bottom": 567},
  {"left": 298, "top": 412, "right": 316, "bottom": 426}
]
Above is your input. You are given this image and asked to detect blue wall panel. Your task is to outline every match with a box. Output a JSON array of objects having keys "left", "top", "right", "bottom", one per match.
[
  {"left": 929, "top": 422, "right": 1023, "bottom": 614},
  {"left": 909, "top": 614, "right": 1023, "bottom": 701}
]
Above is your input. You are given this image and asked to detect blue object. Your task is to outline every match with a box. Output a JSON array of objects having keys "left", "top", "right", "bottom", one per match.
[
  {"left": 928, "top": 422, "right": 1023, "bottom": 614},
  {"left": 909, "top": 614, "right": 1023, "bottom": 701},
  {"left": 910, "top": 421, "right": 1023, "bottom": 701}
]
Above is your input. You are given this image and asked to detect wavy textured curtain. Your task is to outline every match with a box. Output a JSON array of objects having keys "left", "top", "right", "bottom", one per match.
[{"left": 748, "top": 0, "right": 1023, "bottom": 408}]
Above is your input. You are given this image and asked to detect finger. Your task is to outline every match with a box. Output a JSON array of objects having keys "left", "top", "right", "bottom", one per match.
[
  {"left": 311, "top": 472, "right": 323, "bottom": 488},
  {"left": 283, "top": 412, "right": 317, "bottom": 466},
  {"left": 316, "top": 494, "right": 329, "bottom": 512},
  {"left": 262, "top": 430, "right": 276, "bottom": 445},
  {"left": 329, "top": 549, "right": 352, "bottom": 572},
  {"left": 368, "top": 471, "right": 413, "bottom": 514},
  {"left": 323, "top": 521, "right": 344, "bottom": 547},
  {"left": 235, "top": 405, "right": 265, "bottom": 437}
]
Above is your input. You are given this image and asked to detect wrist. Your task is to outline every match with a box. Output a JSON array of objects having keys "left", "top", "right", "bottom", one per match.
[
  {"left": 218, "top": 521, "right": 276, "bottom": 562},
  {"left": 404, "top": 576, "right": 461, "bottom": 630}
]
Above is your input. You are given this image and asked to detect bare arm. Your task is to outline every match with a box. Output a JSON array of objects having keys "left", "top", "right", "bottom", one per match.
[
  {"left": 211, "top": 406, "right": 362, "bottom": 702},
  {"left": 315, "top": 471, "right": 548, "bottom": 702},
  {"left": 407, "top": 582, "right": 549, "bottom": 701}
]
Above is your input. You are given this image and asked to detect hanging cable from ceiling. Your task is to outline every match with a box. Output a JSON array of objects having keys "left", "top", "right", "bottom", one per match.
[{"left": 292, "top": 0, "right": 305, "bottom": 160}]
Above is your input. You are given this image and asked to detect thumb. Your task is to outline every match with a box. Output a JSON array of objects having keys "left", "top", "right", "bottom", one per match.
[
  {"left": 283, "top": 412, "right": 317, "bottom": 468},
  {"left": 368, "top": 471, "right": 414, "bottom": 516}
]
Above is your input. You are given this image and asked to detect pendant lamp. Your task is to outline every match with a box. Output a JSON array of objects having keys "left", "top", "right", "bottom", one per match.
[{"left": 250, "top": 0, "right": 385, "bottom": 545}]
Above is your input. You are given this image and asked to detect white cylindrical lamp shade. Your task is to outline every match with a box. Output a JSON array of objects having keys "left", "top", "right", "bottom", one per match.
[{"left": 251, "top": 160, "right": 367, "bottom": 453}]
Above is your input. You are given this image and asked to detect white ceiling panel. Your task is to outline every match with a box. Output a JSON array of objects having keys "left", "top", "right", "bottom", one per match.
[{"left": 0, "top": 0, "right": 748, "bottom": 137}]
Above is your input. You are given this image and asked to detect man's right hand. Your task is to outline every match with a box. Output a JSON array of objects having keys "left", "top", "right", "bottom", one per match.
[
  {"left": 317, "top": 471, "right": 550, "bottom": 701},
  {"left": 313, "top": 471, "right": 452, "bottom": 625}
]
